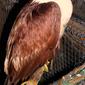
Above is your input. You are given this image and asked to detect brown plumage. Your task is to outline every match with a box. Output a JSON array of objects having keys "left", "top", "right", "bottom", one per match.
[{"left": 4, "top": 1, "right": 61, "bottom": 85}]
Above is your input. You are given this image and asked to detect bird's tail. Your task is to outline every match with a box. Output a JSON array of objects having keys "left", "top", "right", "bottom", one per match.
[
  {"left": 4, "top": 77, "right": 11, "bottom": 85},
  {"left": 4, "top": 77, "right": 8, "bottom": 85}
]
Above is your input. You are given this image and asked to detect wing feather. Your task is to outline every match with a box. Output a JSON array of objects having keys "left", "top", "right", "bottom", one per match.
[{"left": 4, "top": 2, "right": 61, "bottom": 84}]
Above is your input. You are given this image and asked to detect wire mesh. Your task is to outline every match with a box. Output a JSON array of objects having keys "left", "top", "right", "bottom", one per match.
[{"left": 38, "top": 18, "right": 85, "bottom": 85}]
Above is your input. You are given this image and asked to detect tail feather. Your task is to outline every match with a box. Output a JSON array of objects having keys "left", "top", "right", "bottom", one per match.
[
  {"left": 4, "top": 77, "right": 11, "bottom": 85},
  {"left": 4, "top": 77, "right": 8, "bottom": 85}
]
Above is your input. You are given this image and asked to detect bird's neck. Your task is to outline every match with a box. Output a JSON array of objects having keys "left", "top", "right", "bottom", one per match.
[
  {"left": 34, "top": 0, "right": 72, "bottom": 10},
  {"left": 34, "top": 0, "right": 73, "bottom": 37},
  {"left": 34, "top": 0, "right": 73, "bottom": 23}
]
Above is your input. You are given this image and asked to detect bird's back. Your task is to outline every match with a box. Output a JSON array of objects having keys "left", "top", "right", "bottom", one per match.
[{"left": 4, "top": 2, "right": 61, "bottom": 84}]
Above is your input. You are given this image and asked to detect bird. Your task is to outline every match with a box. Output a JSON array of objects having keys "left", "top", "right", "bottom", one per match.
[{"left": 4, "top": 0, "right": 73, "bottom": 85}]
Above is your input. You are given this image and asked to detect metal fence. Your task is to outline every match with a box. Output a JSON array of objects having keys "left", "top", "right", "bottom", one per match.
[{"left": 38, "top": 18, "right": 85, "bottom": 85}]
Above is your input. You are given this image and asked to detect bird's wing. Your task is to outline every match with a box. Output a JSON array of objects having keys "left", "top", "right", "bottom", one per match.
[{"left": 4, "top": 2, "right": 61, "bottom": 84}]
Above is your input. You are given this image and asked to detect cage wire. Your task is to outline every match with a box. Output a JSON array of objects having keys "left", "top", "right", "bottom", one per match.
[{"left": 38, "top": 17, "right": 85, "bottom": 85}]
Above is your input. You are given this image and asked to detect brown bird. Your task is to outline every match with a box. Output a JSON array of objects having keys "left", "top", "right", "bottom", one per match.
[
  {"left": 4, "top": 1, "right": 61, "bottom": 85},
  {"left": 4, "top": 0, "right": 73, "bottom": 84}
]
